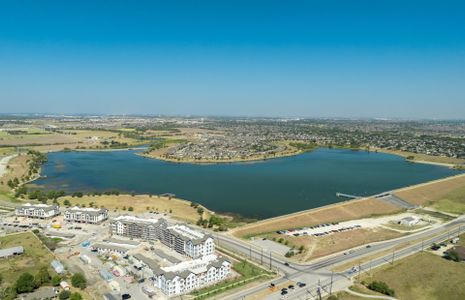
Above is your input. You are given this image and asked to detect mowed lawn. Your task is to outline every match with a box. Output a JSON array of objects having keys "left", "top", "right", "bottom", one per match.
[
  {"left": 0, "top": 232, "right": 54, "bottom": 286},
  {"left": 360, "top": 252, "right": 465, "bottom": 300}
]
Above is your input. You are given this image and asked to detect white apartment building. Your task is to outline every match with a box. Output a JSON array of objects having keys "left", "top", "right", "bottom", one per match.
[
  {"left": 110, "top": 216, "right": 215, "bottom": 259},
  {"left": 131, "top": 254, "right": 231, "bottom": 297},
  {"left": 15, "top": 203, "right": 60, "bottom": 219},
  {"left": 161, "top": 224, "right": 215, "bottom": 259},
  {"left": 110, "top": 215, "right": 162, "bottom": 241},
  {"left": 64, "top": 206, "right": 108, "bottom": 224}
]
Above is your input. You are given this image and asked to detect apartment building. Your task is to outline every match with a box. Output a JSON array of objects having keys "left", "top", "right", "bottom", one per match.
[
  {"left": 110, "top": 215, "right": 163, "bottom": 241},
  {"left": 15, "top": 203, "right": 60, "bottom": 219},
  {"left": 160, "top": 224, "right": 215, "bottom": 259},
  {"left": 64, "top": 206, "right": 108, "bottom": 224},
  {"left": 131, "top": 254, "right": 231, "bottom": 297},
  {"left": 110, "top": 216, "right": 214, "bottom": 259}
]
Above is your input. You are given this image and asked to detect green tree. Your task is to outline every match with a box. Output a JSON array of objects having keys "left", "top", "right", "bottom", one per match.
[
  {"left": 51, "top": 275, "right": 62, "bottom": 286},
  {"left": 71, "top": 273, "right": 87, "bottom": 289},
  {"left": 15, "top": 273, "right": 35, "bottom": 293},
  {"left": 63, "top": 199, "right": 71, "bottom": 206},
  {"left": 446, "top": 250, "right": 460, "bottom": 262},
  {"left": 128, "top": 206, "right": 134, "bottom": 212},
  {"left": 35, "top": 266, "right": 51, "bottom": 285},
  {"left": 59, "top": 290, "right": 71, "bottom": 299}
]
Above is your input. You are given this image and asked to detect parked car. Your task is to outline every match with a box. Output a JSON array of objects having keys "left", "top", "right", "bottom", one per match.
[{"left": 122, "top": 294, "right": 131, "bottom": 300}]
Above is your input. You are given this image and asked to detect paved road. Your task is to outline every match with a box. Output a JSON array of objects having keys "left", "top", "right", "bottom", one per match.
[{"left": 215, "top": 216, "right": 465, "bottom": 300}]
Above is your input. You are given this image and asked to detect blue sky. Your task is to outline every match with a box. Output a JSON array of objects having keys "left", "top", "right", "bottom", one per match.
[{"left": 1, "top": 1, "right": 464, "bottom": 118}]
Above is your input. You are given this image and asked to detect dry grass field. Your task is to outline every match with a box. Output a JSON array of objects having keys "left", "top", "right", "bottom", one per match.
[
  {"left": 57, "top": 194, "right": 211, "bottom": 223},
  {"left": 263, "top": 227, "right": 403, "bottom": 262},
  {"left": 0, "top": 128, "right": 142, "bottom": 152},
  {"left": 0, "top": 154, "right": 32, "bottom": 192},
  {"left": 395, "top": 173, "right": 465, "bottom": 206},
  {"left": 359, "top": 252, "right": 465, "bottom": 300},
  {"left": 0, "top": 232, "right": 55, "bottom": 286},
  {"left": 232, "top": 198, "right": 402, "bottom": 238},
  {"left": 375, "top": 148, "right": 465, "bottom": 165}
]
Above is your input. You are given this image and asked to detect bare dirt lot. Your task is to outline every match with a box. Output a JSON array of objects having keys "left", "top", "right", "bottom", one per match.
[
  {"left": 395, "top": 173, "right": 465, "bottom": 206},
  {"left": 231, "top": 198, "right": 402, "bottom": 238}
]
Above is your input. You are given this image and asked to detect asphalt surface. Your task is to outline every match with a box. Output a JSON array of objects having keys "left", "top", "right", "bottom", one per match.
[{"left": 216, "top": 215, "right": 465, "bottom": 300}]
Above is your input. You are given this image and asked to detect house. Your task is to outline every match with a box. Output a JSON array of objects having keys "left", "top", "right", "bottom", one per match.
[
  {"left": 446, "top": 246, "right": 465, "bottom": 261},
  {"left": 64, "top": 206, "right": 108, "bottom": 224},
  {"left": 398, "top": 216, "right": 419, "bottom": 226},
  {"left": 15, "top": 203, "right": 60, "bottom": 219},
  {"left": 0, "top": 246, "right": 24, "bottom": 258},
  {"left": 19, "top": 286, "right": 58, "bottom": 300}
]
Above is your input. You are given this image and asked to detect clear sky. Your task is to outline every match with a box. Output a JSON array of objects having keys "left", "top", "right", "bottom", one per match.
[{"left": 1, "top": 1, "right": 464, "bottom": 118}]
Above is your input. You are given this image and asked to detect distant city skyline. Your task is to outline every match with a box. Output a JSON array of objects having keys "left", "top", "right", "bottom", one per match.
[{"left": 1, "top": 1, "right": 464, "bottom": 119}]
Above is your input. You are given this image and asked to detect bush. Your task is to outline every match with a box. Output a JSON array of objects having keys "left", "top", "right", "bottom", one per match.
[
  {"left": 367, "top": 281, "right": 395, "bottom": 296},
  {"left": 51, "top": 275, "right": 62, "bottom": 286},
  {"left": 71, "top": 273, "right": 87, "bottom": 289},
  {"left": 15, "top": 273, "right": 35, "bottom": 293},
  {"left": 59, "top": 290, "right": 71, "bottom": 299},
  {"left": 35, "top": 266, "right": 51, "bottom": 285},
  {"left": 128, "top": 206, "right": 134, "bottom": 212},
  {"left": 70, "top": 292, "right": 83, "bottom": 300},
  {"left": 445, "top": 250, "right": 460, "bottom": 262}
]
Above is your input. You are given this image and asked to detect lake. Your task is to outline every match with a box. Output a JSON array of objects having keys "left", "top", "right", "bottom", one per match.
[{"left": 31, "top": 148, "right": 462, "bottom": 219}]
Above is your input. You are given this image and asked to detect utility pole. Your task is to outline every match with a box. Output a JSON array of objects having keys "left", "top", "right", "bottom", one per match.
[
  {"left": 249, "top": 245, "right": 252, "bottom": 260},
  {"left": 329, "top": 270, "right": 334, "bottom": 295},
  {"left": 269, "top": 251, "right": 272, "bottom": 270},
  {"left": 260, "top": 248, "right": 263, "bottom": 265},
  {"left": 421, "top": 239, "right": 424, "bottom": 252},
  {"left": 391, "top": 250, "right": 395, "bottom": 264},
  {"left": 358, "top": 261, "right": 361, "bottom": 279},
  {"left": 317, "top": 279, "right": 322, "bottom": 300},
  {"left": 369, "top": 259, "right": 372, "bottom": 274}
]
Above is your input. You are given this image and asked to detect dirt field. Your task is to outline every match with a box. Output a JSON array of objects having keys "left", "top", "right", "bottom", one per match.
[
  {"left": 395, "top": 173, "right": 465, "bottom": 206},
  {"left": 232, "top": 198, "right": 402, "bottom": 238},
  {"left": 57, "top": 194, "right": 211, "bottom": 223},
  {"left": 359, "top": 252, "right": 465, "bottom": 300}
]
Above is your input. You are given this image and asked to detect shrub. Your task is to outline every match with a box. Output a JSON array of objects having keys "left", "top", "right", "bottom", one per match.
[
  {"left": 70, "top": 292, "right": 83, "bottom": 300},
  {"left": 59, "top": 290, "right": 71, "bottom": 299},
  {"left": 128, "top": 206, "right": 134, "bottom": 212},
  {"left": 367, "top": 281, "right": 395, "bottom": 296},
  {"left": 15, "top": 273, "right": 35, "bottom": 293},
  {"left": 51, "top": 275, "right": 62, "bottom": 286},
  {"left": 71, "top": 273, "right": 87, "bottom": 289}
]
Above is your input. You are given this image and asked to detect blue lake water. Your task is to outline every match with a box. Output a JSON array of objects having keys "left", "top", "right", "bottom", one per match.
[{"left": 31, "top": 148, "right": 462, "bottom": 219}]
